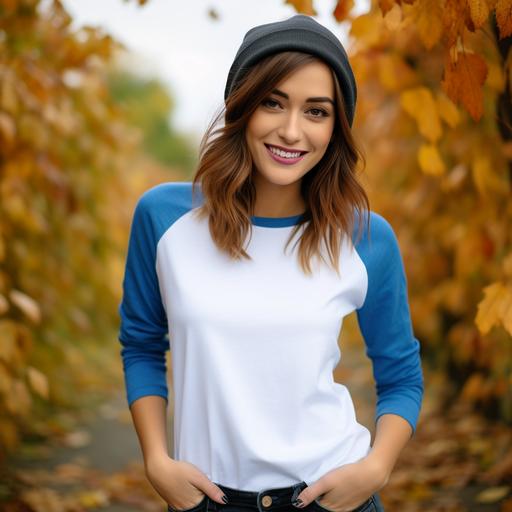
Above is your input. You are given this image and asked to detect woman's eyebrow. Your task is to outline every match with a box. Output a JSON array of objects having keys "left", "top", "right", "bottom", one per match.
[{"left": 271, "top": 88, "right": 334, "bottom": 105}]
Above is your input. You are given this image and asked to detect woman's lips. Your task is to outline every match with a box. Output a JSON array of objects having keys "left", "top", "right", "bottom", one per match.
[{"left": 265, "top": 144, "right": 307, "bottom": 165}]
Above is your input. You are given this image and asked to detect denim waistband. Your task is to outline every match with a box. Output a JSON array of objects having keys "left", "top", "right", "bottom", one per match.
[{"left": 213, "top": 480, "right": 308, "bottom": 512}]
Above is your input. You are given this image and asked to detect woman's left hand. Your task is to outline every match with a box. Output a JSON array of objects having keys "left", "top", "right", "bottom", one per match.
[{"left": 293, "top": 456, "right": 390, "bottom": 512}]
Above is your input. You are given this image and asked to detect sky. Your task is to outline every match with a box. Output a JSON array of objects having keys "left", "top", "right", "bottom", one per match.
[{"left": 62, "top": 0, "right": 368, "bottom": 145}]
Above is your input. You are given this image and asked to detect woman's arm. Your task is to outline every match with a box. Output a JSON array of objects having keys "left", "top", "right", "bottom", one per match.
[
  {"left": 130, "top": 395, "right": 170, "bottom": 470},
  {"left": 365, "top": 413, "right": 413, "bottom": 483}
]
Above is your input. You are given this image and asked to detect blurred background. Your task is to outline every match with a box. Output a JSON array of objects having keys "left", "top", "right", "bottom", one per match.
[{"left": 0, "top": 0, "right": 511, "bottom": 511}]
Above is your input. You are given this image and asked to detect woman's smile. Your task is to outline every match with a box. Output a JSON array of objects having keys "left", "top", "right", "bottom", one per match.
[{"left": 264, "top": 143, "right": 308, "bottom": 165}]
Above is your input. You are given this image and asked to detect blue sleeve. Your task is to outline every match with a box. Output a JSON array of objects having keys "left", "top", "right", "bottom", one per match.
[
  {"left": 118, "top": 191, "right": 169, "bottom": 408},
  {"left": 354, "top": 212, "right": 424, "bottom": 435}
]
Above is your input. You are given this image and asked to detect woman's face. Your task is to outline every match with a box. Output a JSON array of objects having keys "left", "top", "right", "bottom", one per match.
[{"left": 245, "top": 60, "right": 336, "bottom": 190}]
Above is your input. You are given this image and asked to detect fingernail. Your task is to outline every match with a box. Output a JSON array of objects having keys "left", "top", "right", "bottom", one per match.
[
  {"left": 292, "top": 498, "right": 303, "bottom": 507},
  {"left": 222, "top": 495, "right": 229, "bottom": 504}
]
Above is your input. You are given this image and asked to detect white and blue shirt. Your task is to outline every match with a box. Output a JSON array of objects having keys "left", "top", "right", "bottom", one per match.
[{"left": 118, "top": 181, "right": 424, "bottom": 491}]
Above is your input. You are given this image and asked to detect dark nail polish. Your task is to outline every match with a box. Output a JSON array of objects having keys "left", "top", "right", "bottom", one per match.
[
  {"left": 293, "top": 498, "right": 303, "bottom": 507},
  {"left": 222, "top": 495, "right": 229, "bottom": 504}
]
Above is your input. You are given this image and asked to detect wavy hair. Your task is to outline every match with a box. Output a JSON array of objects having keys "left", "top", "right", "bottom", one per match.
[{"left": 191, "top": 51, "right": 370, "bottom": 276}]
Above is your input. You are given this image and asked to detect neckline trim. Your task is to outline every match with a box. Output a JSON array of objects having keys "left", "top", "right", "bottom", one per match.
[{"left": 250, "top": 212, "right": 306, "bottom": 227}]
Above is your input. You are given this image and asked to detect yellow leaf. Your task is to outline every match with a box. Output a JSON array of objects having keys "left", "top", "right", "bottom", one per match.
[
  {"left": 436, "top": 91, "right": 460, "bottom": 128},
  {"left": 26, "top": 366, "right": 49, "bottom": 399},
  {"left": 378, "top": 54, "right": 416, "bottom": 92},
  {"left": 383, "top": 3, "right": 402, "bottom": 30},
  {"left": 476, "top": 486, "right": 510, "bottom": 503},
  {"left": 475, "top": 282, "right": 508, "bottom": 334},
  {"left": 500, "top": 285, "right": 512, "bottom": 335},
  {"left": 471, "top": 155, "right": 508, "bottom": 197},
  {"left": 486, "top": 60, "right": 506, "bottom": 91},
  {"left": 0, "top": 69, "right": 19, "bottom": 115},
  {"left": 410, "top": 0, "right": 443, "bottom": 49},
  {"left": 5, "top": 379, "right": 32, "bottom": 416},
  {"left": 9, "top": 289, "right": 41, "bottom": 323},
  {"left": 77, "top": 489, "right": 110, "bottom": 508},
  {"left": 418, "top": 143, "right": 446, "bottom": 175},
  {"left": 350, "top": 12, "right": 384, "bottom": 48},
  {"left": 400, "top": 87, "right": 442, "bottom": 142},
  {"left": 0, "top": 111, "right": 16, "bottom": 148}
]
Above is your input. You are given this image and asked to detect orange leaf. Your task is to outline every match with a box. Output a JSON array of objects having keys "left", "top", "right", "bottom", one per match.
[
  {"left": 468, "top": 0, "right": 490, "bottom": 29},
  {"left": 378, "top": 0, "right": 397, "bottom": 16},
  {"left": 333, "top": 0, "right": 355, "bottom": 22},
  {"left": 442, "top": 0, "right": 469, "bottom": 47},
  {"left": 441, "top": 50, "right": 488, "bottom": 121},
  {"left": 284, "top": 0, "right": 317, "bottom": 15},
  {"left": 495, "top": 0, "right": 512, "bottom": 38}
]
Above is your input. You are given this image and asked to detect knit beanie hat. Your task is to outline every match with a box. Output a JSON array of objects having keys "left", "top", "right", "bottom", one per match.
[{"left": 224, "top": 14, "right": 357, "bottom": 127}]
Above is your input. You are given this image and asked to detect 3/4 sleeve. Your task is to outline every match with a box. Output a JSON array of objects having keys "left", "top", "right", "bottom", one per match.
[
  {"left": 118, "top": 192, "right": 169, "bottom": 408},
  {"left": 355, "top": 212, "right": 424, "bottom": 436}
]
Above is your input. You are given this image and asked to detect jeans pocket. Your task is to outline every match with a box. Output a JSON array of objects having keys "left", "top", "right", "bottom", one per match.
[
  {"left": 168, "top": 494, "right": 208, "bottom": 512},
  {"left": 312, "top": 495, "right": 376, "bottom": 512}
]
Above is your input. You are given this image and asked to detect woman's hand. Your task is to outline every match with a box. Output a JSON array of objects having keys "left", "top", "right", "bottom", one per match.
[
  {"left": 293, "top": 456, "right": 390, "bottom": 512},
  {"left": 145, "top": 455, "right": 227, "bottom": 510}
]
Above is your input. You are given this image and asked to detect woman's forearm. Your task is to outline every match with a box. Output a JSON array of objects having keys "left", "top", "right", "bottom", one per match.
[
  {"left": 366, "top": 413, "right": 413, "bottom": 481},
  {"left": 130, "top": 395, "right": 171, "bottom": 469}
]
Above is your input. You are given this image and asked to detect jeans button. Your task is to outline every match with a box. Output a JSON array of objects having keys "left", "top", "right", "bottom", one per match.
[{"left": 261, "top": 495, "right": 273, "bottom": 507}]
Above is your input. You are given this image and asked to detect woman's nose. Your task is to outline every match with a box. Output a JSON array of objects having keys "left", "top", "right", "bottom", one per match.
[{"left": 277, "top": 110, "right": 302, "bottom": 143}]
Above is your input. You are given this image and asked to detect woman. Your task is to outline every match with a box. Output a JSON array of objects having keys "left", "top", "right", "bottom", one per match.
[{"left": 118, "top": 13, "right": 424, "bottom": 512}]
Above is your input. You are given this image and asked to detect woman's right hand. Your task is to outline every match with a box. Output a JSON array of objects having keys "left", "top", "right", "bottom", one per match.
[{"left": 145, "top": 455, "right": 227, "bottom": 510}]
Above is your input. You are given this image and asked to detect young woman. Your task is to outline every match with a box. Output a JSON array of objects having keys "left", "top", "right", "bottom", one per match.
[{"left": 118, "top": 14, "right": 424, "bottom": 512}]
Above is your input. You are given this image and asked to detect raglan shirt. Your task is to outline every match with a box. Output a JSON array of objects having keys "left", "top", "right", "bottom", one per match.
[{"left": 118, "top": 181, "right": 424, "bottom": 491}]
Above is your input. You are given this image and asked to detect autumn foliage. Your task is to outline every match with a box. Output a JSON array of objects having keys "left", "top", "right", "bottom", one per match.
[
  {"left": 0, "top": 0, "right": 174, "bottom": 460},
  {"left": 285, "top": 0, "right": 512, "bottom": 419},
  {"left": 0, "top": 0, "right": 511, "bottom": 481},
  {"left": 0, "top": 0, "right": 511, "bottom": 509}
]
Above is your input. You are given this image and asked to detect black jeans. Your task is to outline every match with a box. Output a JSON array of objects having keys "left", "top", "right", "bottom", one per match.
[{"left": 167, "top": 480, "right": 385, "bottom": 512}]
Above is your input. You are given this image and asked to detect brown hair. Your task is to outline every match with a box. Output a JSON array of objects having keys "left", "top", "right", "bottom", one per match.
[{"left": 191, "top": 51, "right": 370, "bottom": 276}]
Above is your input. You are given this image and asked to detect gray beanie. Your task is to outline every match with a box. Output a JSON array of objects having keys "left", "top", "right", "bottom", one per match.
[{"left": 224, "top": 14, "right": 357, "bottom": 127}]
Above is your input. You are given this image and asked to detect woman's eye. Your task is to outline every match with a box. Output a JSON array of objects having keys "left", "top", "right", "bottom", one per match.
[
  {"left": 261, "top": 99, "right": 329, "bottom": 118},
  {"left": 262, "top": 98, "right": 280, "bottom": 108},
  {"left": 309, "top": 108, "right": 329, "bottom": 118}
]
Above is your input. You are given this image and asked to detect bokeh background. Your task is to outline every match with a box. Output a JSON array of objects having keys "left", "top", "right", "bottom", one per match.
[{"left": 0, "top": 1, "right": 511, "bottom": 511}]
